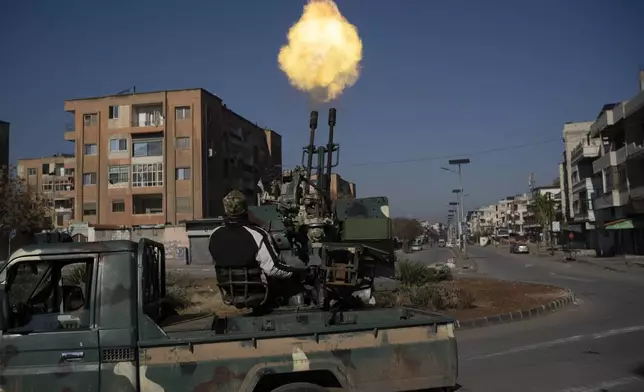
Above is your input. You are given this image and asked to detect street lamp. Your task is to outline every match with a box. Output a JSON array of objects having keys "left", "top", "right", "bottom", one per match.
[{"left": 448, "top": 158, "right": 470, "bottom": 258}]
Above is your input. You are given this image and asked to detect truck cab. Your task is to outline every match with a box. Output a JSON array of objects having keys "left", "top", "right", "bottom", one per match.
[{"left": 0, "top": 239, "right": 459, "bottom": 392}]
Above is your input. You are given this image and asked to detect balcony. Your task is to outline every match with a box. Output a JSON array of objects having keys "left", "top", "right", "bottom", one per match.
[
  {"left": 131, "top": 105, "right": 164, "bottom": 133},
  {"left": 571, "top": 177, "right": 594, "bottom": 194},
  {"left": 593, "top": 189, "right": 629, "bottom": 210},
  {"left": 64, "top": 123, "right": 76, "bottom": 141},
  {"left": 589, "top": 109, "right": 615, "bottom": 138},
  {"left": 593, "top": 152, "right": 616, "bottom": 174},
  {"left": 625, "top": 89, "right": 644, "bottom": 117},
  {"left": 570, "top": 140, "right": 600, "bottom": 165},
  {"left": 626, "top": 142, "right": 644, "bottom": 160}
]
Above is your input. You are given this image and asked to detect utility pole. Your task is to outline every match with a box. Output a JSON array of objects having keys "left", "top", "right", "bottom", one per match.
[{"left": 450, "top": 159, "right": 471, "bottom": 258}]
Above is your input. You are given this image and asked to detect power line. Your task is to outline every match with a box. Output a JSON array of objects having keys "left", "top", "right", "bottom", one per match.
[{"left": 346, "top": 138, "right": 560, "bottom": 167}]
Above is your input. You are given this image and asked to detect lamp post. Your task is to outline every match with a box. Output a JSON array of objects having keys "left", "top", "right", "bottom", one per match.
[{"left": 443, "top": 158, "right": 471, "bottom": 258}]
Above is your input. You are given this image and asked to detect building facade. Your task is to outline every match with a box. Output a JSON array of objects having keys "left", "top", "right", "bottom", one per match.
[
  {"left": 589, "top": 73, "right": 644, "bottom": 255},
  {"left": 16, "top": 153, "right": 76, "bottom": 227},
  {"left": 562, "top": 120, "right": 602, "bottom": 248},
  {"left": 63, "top": 88, "right": 282, "bottom": 226}
]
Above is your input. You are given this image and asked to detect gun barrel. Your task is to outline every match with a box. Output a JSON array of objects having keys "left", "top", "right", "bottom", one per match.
[
  {"left": 325, "top": 108, "right": 337, "bottom": 190},
  {"left": 304, "top": 111, "right": 319, "bottom": 194}
]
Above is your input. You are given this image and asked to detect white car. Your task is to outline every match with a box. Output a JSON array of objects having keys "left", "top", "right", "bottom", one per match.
[
  {"left": 446, "top": 242, "right": 453, "bottom": 248},
  {"left": 411, "top": 245, "right": 422, "bottom": 252}
]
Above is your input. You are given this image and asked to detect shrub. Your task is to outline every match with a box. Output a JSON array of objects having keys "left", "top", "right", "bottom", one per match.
[
  {"left": 395, "top": 258, "right": 452, "bottom": 285},
  {"left": 376, "top": 284, "right": 476, "bottom": 311}
]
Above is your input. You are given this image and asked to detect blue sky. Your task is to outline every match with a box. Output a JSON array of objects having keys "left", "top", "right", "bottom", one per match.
[{"left": 1, "top": 0, "right": 643, "bottom": 221}]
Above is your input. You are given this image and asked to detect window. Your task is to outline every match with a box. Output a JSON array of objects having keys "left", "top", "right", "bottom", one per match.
[
  {"left": 109, "top": 138, "right": 128, "bottom": 152},
  {"left": 42, "top": 163, "right": 50, "bottom": 174},
  {"left": 5, "top": 259, "right": 94, "bottom": 333},
  {"left": 176, "top": 167, "right": 191, "bottom": 180},
  {"left": 83, "top": 114, "right": 98, "bottom": 126},
  {"left": 132, "top": 163, "right": 163, "bottom": 187},
  {"left": 84, "top": 144, "right": 97, "bottom": 156},
  {"left": 112, "top": 200, "right": 125, "bottom": 213},
  {"left": 82, "top": 173, "right": 97, "bottom": 186},
  {"left": 54, "top": 163, "right": 64, "bottom": 176},
  {"left": 132, "top": 140, "right": 163, "bottom": 157},
  {"left": 175, "top": 137, "right": 190, "bottom": 149},
  {"left": 133, "top": 194, "right": 163, "bottom": 214},
  {"left": 108, "top": 106, "right": 119, "bottom": 119},
  {"left": 176, "top": 106, "right": 191, "bottom": 120},
  {"left": 108, "top": 165, "right": 129, "bottom": 185},
  {"left": 27, "top": 168, "right": 36, "bottom": 176},
  {"left": 83, "top": 202, "right": 97, "bottom": 216},
  {"left": 176, "top": 197, "right": 191, "bottom": 214}
]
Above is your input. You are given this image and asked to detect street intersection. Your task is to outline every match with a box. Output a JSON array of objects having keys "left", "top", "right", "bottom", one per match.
[{"left": 410, "top": 245, "right": 644, "bottom": 392}]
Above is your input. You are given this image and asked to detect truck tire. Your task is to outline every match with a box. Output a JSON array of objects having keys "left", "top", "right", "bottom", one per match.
[{"left": 270, "top": 382, "right": 329, "bottom": 392}]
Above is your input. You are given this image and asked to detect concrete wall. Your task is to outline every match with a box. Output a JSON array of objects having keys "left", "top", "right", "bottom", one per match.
[{"left": 67, "top": 223, "right": 190, "bottom": 265}]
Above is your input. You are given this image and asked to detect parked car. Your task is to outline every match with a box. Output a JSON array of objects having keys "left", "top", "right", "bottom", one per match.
[
  {"left": 510, "top": 243, "right": 529, "bottom": 254},
  {"left": 438, "top": 239, "right": 446, "bottom": 247},
  {"left": 411, "top": 244, "right": 422, "bottom": 252}
]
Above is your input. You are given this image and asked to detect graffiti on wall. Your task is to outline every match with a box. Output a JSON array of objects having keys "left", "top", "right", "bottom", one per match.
[{"left": 163, "top": 240, "right": 187, "bottom": 262}]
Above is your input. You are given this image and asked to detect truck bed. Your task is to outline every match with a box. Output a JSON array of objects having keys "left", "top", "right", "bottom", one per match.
[{"left": 139, "top": 307, "right": 459, "bottom": 392}]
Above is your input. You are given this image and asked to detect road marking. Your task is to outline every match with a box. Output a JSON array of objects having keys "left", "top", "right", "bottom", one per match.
[
  {"left": 464, "top": 325, "right": 644, "bottom": 361},
  {"left": 549, "top": 271, "right": 595, "bottom": 283},
  {"left": 558, "top": 376, "right": 643, "bottom": 392}
]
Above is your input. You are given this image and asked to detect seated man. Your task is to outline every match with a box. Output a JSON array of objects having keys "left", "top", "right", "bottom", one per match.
[{"left": 209, "top": 190, "right": 306, "bottom": 308}]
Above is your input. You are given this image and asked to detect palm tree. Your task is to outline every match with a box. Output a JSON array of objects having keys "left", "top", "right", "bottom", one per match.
[{"left": 533, "top": 193, "right": 556, "bottom": 255}]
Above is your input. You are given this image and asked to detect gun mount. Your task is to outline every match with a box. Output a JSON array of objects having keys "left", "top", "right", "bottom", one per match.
[{"left": 250, "top": 108, "right": 395, "bottom": 311}]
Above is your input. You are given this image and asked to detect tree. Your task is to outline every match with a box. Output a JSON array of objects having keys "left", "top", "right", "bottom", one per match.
[
  {"left": 0, "top": 166, "right": 52, "bottom": 232},
  {"left": 392, "top": 218, "right": 422, "bottom": 243},
  {"left": 551, "top": 177, "right": 561, "bottom": 187},
  {"left": 533, "top": 193, "right": 556, "bottom": 255}
]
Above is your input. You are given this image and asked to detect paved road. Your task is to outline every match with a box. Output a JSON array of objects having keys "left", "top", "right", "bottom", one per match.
[
  {"left": 443, "top": 245, "right": 644, "bottom": 392},
  {"left": 395, "top": 245, "right": 455, "bottom": 265}
]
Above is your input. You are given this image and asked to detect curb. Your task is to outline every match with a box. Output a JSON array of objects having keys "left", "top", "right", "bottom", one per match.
[{"left": 454, "top": 290, "right": 577, "bottom": 330}]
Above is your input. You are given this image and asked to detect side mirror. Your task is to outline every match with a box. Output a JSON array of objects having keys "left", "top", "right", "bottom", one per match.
[
  {"left": 62, "top": 285, "right": 85, "bottom": 312},
  {"left": 0, "top": 284, "right": 8, "bottom": 331}
]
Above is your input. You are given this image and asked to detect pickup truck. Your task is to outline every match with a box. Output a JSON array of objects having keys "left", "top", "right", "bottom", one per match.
[{"left": 0, "top": 239, "right": 459, "bottom": 392}]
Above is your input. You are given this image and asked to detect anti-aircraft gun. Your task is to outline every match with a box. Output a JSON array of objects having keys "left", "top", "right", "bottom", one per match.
[{"left": 249, "top": 108, "right": 396, "bottom": 311}]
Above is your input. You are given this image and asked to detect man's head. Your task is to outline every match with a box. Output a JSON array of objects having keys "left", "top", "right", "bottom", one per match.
[{"left": 223, "top": 189, "right": 248, "bottom": 218}]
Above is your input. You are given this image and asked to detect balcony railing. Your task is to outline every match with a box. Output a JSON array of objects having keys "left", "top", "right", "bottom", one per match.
[
  {"left": 593, "top": 152, "right": 614, "bottom": 174},
  {"left": 132, "top": 116, "right": 164, "bottom": 128},
  {"left": 64, "top": 123, "right": 76, "bottom": 141},
  {"left": 571, "top": 177, "right": 594, "bottom": 194},
  {"left": 570, "top": 140, "right": 601, "bottom": 165}
]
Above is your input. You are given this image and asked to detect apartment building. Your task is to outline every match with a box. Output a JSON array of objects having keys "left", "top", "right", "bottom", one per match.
[
  {"left": 16, "top": 153, "right": 76, "bottom": 227},
  {"left": 0, "top": 121, "right": 9, "bottom": 173},
  {"left": 560, "top": 120, "right": 603, "bottom": 248},
  {"left": 63, "top": 88, "right": 282, "bottom": 226},
  {"left": 589, "top": 72, "right": 644, "bottom": 255},
  {"left": 560, "top": 121, "right": 595, "bottom": 220}
]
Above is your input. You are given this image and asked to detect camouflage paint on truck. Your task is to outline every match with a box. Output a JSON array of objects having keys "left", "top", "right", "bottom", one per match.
[
  {"left": 135, "top": 322, "right": 457, "bottom": 392},
  {"left": 0, "top": 240, "right": 458, "bottom": 392}
]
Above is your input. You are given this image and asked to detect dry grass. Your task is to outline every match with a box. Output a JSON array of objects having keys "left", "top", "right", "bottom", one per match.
[
  {"left": 437, "top": 278, "right": 567, "bottom": 320},
  {"left": 164, "top": 271, "right": 566, "bottom": 323}
]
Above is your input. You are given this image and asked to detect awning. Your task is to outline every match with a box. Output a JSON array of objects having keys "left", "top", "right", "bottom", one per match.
[{"left": 604, "top": 217, "right": 644, "bottom": 230}]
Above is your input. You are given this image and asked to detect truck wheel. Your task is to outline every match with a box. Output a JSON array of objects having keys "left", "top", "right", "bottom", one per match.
[{"left": 271, "top": 382, "right": 329, "bottom": 392}]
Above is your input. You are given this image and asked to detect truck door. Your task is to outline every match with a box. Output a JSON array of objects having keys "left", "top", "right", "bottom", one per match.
[{"left": 0, "top": 254, "right": 100, "bottom": 392}]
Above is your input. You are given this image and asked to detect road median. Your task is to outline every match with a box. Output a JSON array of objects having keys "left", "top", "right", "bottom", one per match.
[{"left": 167, "top": 262, "right": 576, "bottom": 330}]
